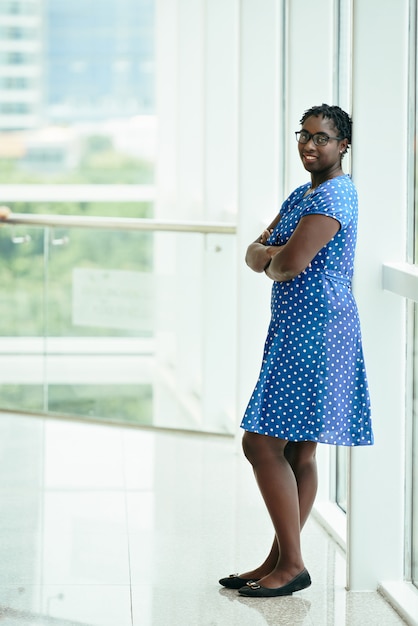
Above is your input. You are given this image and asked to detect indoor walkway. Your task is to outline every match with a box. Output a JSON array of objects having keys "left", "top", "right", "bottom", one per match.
[{"left": 0, "top": 412, "right": 408, "bottom": 625}]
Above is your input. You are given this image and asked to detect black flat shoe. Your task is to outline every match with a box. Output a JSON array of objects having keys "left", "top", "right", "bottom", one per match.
[
  {"left": 238, "top": 568, "right": 311, "bottom": 597},
  {"left": 219, "top": 574, "right": 255, "bottom": 589}
]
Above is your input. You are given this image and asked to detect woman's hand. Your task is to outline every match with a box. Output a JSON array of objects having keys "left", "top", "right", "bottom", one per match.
[
  {"left": 245, "top": 216, "right": 280, "bottom": 273},
  {"left": 266, "top": 214, "right": 340, "bottom": 282},
  {"left": 245, "top": 228, "right": 274, "bottom": 273},
  {"left": 0, "top": 205, "right": 11, "bottom": 220},
  {"left": 260, "top": 228, "right": 273, "bottom": 244}
]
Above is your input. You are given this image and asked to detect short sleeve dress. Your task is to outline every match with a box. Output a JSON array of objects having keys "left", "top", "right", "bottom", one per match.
[{"left": 240, "top": 174, "right": 373, "bottom": 446}]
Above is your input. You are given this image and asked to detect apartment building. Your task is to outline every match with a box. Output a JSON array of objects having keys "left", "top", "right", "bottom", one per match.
[
  {"left": 0, "top": 0, "right": 153, "bottom": 133},
  {"left": 46, "top": 0, "right": 154, "bottom": 123},
  {"left": 0, "top": 0, "right": 44, "bottom": 130}
]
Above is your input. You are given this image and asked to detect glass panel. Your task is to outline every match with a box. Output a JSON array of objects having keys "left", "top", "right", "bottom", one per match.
[
  {"left": 412, "top": 307, "right": 418, "bottom": 587},
  {"left": 0, "top": 223, "right": 45, "bottom": 411},
  {"left": 411, "top": 0, "right": 418, "bottom": 590},
  {"left": 45, "top": 225, "right": 154, "bottom": 426},
  {"left": 336, "top": 446, "right": 347, "bottom": 512},
  {"left": 334, "top": 0, "right": 353, "bottom": 512},
  {"left": 0, "top": 221, "right": 237, "bottom": 435}
]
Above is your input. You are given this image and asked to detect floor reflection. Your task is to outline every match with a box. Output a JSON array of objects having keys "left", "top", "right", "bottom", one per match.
[{"left": 0, "top": 412, "right": 407, "bottom": 626}]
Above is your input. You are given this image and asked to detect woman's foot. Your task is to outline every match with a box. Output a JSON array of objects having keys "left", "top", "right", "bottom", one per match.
[
  {"left": 236, "top": 543, "right": 281, "bottom": 581},
  {"left": 220, "top": 535, "right": 281, "bottom": 587},
  {"left": 219, "top": 563, "right": 277, "bottom": 589},
  {"left": 249, "top": 564, "right": 306, "bottom": 590},
  {"left": 234, "top": 566, "right": 273, "bottom": 581},
  {"left": 218, "top": 574, "right": 254, "bottom": 589},
  {"left": 238, "top": 568, "right": 311, "bottom": 597}
]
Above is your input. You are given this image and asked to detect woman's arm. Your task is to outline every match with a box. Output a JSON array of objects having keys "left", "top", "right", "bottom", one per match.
[
  {"left": 265, "top": 213, "right": 340, "bottom": 282},
  {"left": 245, "top": 213, "right": 282, "bottom": 273}
]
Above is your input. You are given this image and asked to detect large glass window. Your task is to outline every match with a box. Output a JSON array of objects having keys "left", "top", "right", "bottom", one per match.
[
  {"left": 412, "top": 305, "right": 418, "bottom": 587},
  {"left": 0, "top": 0, "right": 155, "bottom": 215},
  {"left": 411, "top": 0, "right": 418, "bottom": 589},
  {"left": 0, "top": 218, "right": 237, "bottom": 434},
  {"left": 334, "top": 0, "right": 353, "bottom": 514}
]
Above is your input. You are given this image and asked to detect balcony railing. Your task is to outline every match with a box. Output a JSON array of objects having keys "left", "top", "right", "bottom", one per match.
[{"left": 0, "top": 214, "right": 237, "bottom": 435}]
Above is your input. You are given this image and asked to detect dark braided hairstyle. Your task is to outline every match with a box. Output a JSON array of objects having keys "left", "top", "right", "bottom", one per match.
[{"left": 299, "top": 103, "right": 352, "bottom": 156}]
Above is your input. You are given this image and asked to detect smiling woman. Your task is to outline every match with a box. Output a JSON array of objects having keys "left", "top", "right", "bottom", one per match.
[
  {"left": 296, "top": 105, "right": 349, "bottom": 185},
  {"left": 220, "top": 103, "right": 373, "bottom": 598}
]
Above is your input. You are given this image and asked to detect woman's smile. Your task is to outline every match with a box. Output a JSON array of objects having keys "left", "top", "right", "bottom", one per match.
[{"left": 302, "top": 153, "right": 317, "bottom": 163}]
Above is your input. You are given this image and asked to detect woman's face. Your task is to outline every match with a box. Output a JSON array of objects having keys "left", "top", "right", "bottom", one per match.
[{"left": 297, "top": 114, "right": 348, "bottom": 177}]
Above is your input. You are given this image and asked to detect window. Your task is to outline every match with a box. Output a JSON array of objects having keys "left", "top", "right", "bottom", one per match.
[
  {"left": 0, "top": 0, "right": 155, "bottom": 217},
  {"left": 0, "top": 1, "right": 37, "bottom": 15},
  {"left": 0, "top": 26, "right": 38, "bottom": 39},
  {"left": 0, "top": 51, "right": 36, "bottom": 64},
  {"left": 0, "top": 76, "right": 32, "bottom": 89},
  {"left": 334, "top": 0, "right": 353, "bottom": 514},
  {"left": 0, "top": 102, "right": 31, "bottom": 114},
  {"left": 411, "top": 0, "right": 418, "bottom": 590}
]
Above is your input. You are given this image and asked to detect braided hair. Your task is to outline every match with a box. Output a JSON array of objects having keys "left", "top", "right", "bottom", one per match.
[{"left": 299, "top": 103, "right": 352, "bottom": 156}]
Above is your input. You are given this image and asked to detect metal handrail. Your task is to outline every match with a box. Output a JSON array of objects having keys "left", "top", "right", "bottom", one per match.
[{"left": 5, "top": 213, "right": 237, "bottom": 234}]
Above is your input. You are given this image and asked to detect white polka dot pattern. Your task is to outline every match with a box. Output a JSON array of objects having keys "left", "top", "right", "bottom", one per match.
[{"left": 240, "top": 175, "right": 373, "bottom": 446}]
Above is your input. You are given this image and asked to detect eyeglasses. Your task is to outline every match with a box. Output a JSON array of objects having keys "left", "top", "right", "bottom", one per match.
[{"left": 295, "top": 130, "right": 342, "bottom": 146}]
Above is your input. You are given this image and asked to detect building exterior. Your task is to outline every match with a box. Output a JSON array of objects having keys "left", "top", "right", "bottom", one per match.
[
  {"left": 45, "top": 0, "right": 154, "bottom": 123},
  {"left": 0, "top": 0, "right": 154, "bottom": 131},
  {"left": 0, "top": 0, "right": 44, "bottom": 130}
]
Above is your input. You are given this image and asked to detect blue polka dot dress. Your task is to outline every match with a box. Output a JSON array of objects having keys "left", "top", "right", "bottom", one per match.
[{"left": 240, "top": 175, "right": 373, "bottom": 446}]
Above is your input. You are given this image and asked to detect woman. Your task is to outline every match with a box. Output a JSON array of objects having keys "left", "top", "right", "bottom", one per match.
[{"left": 219, "top": 104, "right": 373, "bottom": 598}]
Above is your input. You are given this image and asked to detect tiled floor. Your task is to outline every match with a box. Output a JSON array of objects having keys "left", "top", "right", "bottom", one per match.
[{"left": 0, "top": 412, "right": 409, "bottom": 625}]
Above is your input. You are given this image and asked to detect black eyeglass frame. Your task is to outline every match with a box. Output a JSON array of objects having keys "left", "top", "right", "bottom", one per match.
[{"left": 295, "top": 130, "right": 343, "bottom": 146}]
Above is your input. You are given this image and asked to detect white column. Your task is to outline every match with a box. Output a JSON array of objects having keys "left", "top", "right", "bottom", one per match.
[
  {"left": 154, "top": 0, "right": 239, "bottom": 432},
  {"left": 155, "top": 0, "right": 238, "bottom": 222},
  {"left": 155, "top": 0, "right": 179, "bottom": 218},
  {"left": 200, "top": 0, "right": 240, "bottom": 432},
  {"left": 204, "top": 0, "right": 239, "bottom": 222},
  {"left": 347, "top": 0, "right": 409, "bottom": 590},
  {"left": 236, "top": 0, "right": 282, "bottom": 419},
  {"left": 154, "top": 0, "right": 205, "bottom": 429}
]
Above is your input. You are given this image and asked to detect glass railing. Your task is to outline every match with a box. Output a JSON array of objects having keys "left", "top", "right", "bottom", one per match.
[{"left": 0, "top": 214, "right": 237, "bottom": 435}]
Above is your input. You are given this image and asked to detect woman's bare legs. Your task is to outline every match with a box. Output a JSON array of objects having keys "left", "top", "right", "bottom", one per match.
[{"left": 238, "top": 433, "right": 318, "bottom": 587}]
